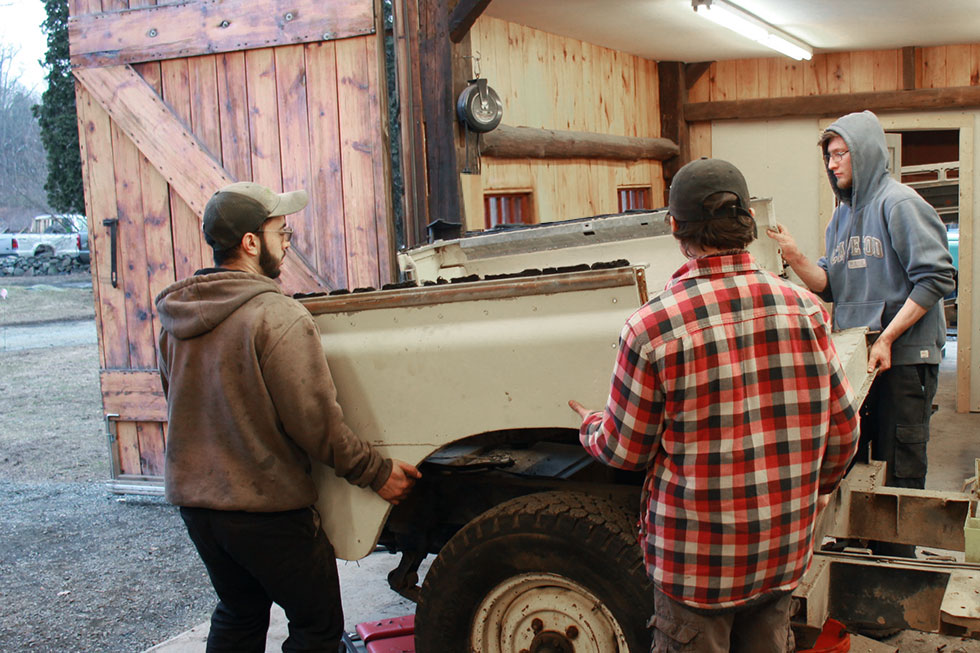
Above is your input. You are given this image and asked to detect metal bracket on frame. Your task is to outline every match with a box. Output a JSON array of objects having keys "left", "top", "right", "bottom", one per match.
[{"left": 104, "top": 412, "right": 120, "bottom": 481}]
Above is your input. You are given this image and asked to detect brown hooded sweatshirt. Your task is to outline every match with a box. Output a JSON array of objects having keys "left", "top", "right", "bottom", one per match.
[{"left": 156, "top": 270, "right": 391, "bottom": 511}]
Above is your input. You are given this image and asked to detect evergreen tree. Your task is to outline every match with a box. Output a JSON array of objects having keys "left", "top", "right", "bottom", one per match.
[{"left": 33, "top": 0, "right": 84, "bottom": 214}]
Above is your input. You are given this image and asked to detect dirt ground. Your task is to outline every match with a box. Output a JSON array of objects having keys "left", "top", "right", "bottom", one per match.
[
  {"left": 0, "top": 275, "right": 215, "bottom": 652},
  {"left": 0, "top": 274, "right": 978, "bottom": 652}
]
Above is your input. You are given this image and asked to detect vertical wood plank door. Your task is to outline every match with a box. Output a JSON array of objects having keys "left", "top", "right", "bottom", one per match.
[{"left": 68, "top": 0, "right": 391, "bottom": 489}]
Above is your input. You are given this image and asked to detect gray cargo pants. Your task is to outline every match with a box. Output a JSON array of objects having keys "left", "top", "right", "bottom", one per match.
[{"left": 648, "top": 587, "right": 795, "bottom": 653}]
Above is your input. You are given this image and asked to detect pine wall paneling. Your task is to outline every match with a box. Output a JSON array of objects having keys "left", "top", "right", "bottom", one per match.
[{"left": 465, "top": 17, "right": 665, "bottom": 226}]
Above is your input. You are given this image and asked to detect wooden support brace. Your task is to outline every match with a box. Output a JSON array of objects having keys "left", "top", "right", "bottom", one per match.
[
  {"left": 69, "top": 0, "right": 374, "bottom": 68},
  {"left": 449, "top": 0, "right": 493, "bottom": 43},
  {"left": 685, "top": 61, "right": 713, "bottom": 90}
]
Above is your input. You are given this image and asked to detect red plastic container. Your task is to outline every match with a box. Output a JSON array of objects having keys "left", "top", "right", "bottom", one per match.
[
  {"left": 365, "top": 634, "right": 415, "bottom": 653},
  {"left": 798, "top": 618, "right": 850, "bottom": 653},
  {"left": 356, "top": 615, "right": 415, "bottom": 652}
]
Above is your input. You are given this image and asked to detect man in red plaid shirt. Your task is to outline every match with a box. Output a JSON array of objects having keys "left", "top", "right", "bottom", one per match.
[{"left": 570, "top": 158, "right": 860, "bottom": 652}]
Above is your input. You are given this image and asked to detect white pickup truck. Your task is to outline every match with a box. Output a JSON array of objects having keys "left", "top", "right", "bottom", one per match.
[
  {"left": 0, "top": 233, "right": 17, "bottom": 257},
  {"left": 0, "top": 231, "right": 82, "bottom": 258},
  {"left": 0, "top": 214, "right": 87, "bottom": 259},
  {"left": 297, "top": 201, "right": 877, "bottom": 652}
]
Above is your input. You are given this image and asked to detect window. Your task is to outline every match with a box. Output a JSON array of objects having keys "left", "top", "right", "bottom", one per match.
[
  {"left": 618, "top": 187, "right": 651, "bottom": 212},
  {"left": 484, "top": 192, "right": 533, "bottom": 229}
]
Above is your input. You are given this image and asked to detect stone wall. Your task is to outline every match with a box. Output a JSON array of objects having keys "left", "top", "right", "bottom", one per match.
[{"left": 0, "top": 255, "right": 90, "bottom": 277}]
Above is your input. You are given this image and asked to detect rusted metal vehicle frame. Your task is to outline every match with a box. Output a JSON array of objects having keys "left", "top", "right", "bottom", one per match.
[{"left": 793, "top": 461, "right": 980, "bottom": 644}]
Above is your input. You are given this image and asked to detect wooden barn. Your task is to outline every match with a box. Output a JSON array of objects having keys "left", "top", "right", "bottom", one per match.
[{"left": 66, "top": 0, "right": 980, "bottom": 490}]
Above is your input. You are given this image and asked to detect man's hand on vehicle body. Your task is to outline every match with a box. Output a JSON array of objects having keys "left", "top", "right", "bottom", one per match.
[
  {"left": 567, "top": 399, "right": 593, "bottom": 420},
  {"left": 765, "top": 224, "right": 829, "bottom": 293},
  {"left": 868, "top": 338, "right": 892, "bottom": 373},
  {"left": 765, "top": 223, "right": 803, "bottom": 263},
  {"left": 377, "top": 460, "right": 422, "bottom": 505}
]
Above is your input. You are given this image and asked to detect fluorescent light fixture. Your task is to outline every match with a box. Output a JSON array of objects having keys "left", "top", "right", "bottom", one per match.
[{"left": 692, "top": 0, "right": 813, "bottom": 61}]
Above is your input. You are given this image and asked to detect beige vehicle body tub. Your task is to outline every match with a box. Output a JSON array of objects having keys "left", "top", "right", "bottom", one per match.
[{"left": 299, "top": 201, "right": 877, "bottom": 652}]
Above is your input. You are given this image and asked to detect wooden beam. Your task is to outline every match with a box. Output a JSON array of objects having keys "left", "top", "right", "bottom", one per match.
[
  {"left": 69, "top": 0, "right": 374, "bottom": 68},
  {"left": 479, "top": 124, "right": 679, "bottom": 161},
  {"left": 452, "top": 31, "right": 478, "bottom": 176},
  {"left": 684, "top": 86, "right": 980, "bottom": 122},
  {"left": 74, "top": 64, "right": 325, "bottom": 291},
  {"left": 419, "top": 0, "right": 463, "bottom": 237},
  {"left": 393, "top": 0, "right": 430, "bottom": 247},
  {"left": 902, "top": 46, "right": 917, "bottom": 90},
  {"left": 658, "top": 61, "right": 688, "bottom": 204},
  {"left": 449, "top": 0, "right": 492, "bottom": 43}
]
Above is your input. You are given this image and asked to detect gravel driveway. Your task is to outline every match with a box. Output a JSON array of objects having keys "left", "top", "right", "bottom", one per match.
[
  {"left": 0, "top": 275, "right": 214, "bottom": 652},
  {"left": 1, "top": 482, "right": 212, "bottom": 652}
]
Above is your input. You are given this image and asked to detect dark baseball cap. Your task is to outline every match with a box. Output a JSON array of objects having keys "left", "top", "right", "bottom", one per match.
[
  {"left": 203, "top": 181, "right": 308, "bottom": 249},
  {"left": 668, "top": 158, "right": 751, "bottom": 222}
]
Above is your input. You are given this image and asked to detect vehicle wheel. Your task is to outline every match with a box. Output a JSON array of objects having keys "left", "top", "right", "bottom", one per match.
[
  {"left": 35, "top": 245, "right": 54, "bottom": 258},
  {"left": 414, "top": 491, "right": 652, "bottom": 653}
]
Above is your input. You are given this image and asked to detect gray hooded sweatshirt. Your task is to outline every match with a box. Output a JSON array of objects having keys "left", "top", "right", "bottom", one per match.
[
  {"left": 817, "top": 111, "right": 955, "bottom": 366},
  {"left": 156, "top": 270, "right": 391, "bottom": 511}
]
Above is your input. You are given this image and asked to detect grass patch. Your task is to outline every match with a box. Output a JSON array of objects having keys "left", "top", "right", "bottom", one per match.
[
  {"left": 0, "top": 282, "right": 95, "bottom": 326},
  {"left": 0, "top": 344, "right": 105, "bottom": 482}
]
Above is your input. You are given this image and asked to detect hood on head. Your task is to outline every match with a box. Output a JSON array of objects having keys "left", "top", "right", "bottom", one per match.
[{"left": 821, "top": 110, "right": 890, "bottom": 208}]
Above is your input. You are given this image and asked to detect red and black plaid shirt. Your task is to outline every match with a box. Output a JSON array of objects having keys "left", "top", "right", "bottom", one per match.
[{"left": 580, "top": 252, "right": 859, "bottom": 610}]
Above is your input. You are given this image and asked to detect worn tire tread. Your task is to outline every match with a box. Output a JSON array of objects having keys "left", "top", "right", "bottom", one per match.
[{"left": 415, "top": 490, "right": 651, "bottom": 652}]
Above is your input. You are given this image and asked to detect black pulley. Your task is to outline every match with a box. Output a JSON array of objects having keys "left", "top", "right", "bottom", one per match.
[{"left": 456, "top": 78, "right": 503, "bottom": 133}]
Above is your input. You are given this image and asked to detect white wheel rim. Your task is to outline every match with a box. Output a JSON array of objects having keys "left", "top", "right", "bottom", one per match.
[{"left": 470, "top": 572, "right": 629, "bottom": 653}]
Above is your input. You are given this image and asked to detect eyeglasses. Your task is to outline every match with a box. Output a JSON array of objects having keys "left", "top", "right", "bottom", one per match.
[
  {"left": 257, "top": 226, "right": 294, "bottom": 243},
  {"left": 827, "top": 149, "right": 850, "bottom": 163}
]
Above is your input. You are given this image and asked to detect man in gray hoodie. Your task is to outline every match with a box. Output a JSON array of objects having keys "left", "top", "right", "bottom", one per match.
[
  {"left": 156, "top": 181, "right": 420, "bottom": 651},
  {"left": 768, "top": 112, "right": 954, "bottom": 525}
]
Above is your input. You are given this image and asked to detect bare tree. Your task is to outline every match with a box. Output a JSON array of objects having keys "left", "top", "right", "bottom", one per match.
[{"left": 0, "top": 43, "right": 52, "bottom": 224}]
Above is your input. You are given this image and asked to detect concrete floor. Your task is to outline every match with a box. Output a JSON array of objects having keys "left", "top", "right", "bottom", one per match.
[
  {"left": 926, "top": 337, "right": 978, "bottom": 493},
  {"left": 147, "top": 337, "right": 980, "bottom": 653}
]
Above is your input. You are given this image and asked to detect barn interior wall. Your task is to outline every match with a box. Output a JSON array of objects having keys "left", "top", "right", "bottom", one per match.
[{"left": 461, "top": 16, "right": 665, "bottom": 230}]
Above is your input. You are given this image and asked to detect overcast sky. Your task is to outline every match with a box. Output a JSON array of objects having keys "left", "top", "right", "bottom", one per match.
[{"left": 0, "top": 0, "right": 49, "bottom": 96}]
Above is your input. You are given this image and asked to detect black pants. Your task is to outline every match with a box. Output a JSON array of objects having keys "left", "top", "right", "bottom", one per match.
[
  {"left": 857, "top": 363, "right": 939, "bottom": 489},
  {"left": 180, "top": 506, "right": 344, "bottom": 652}
]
